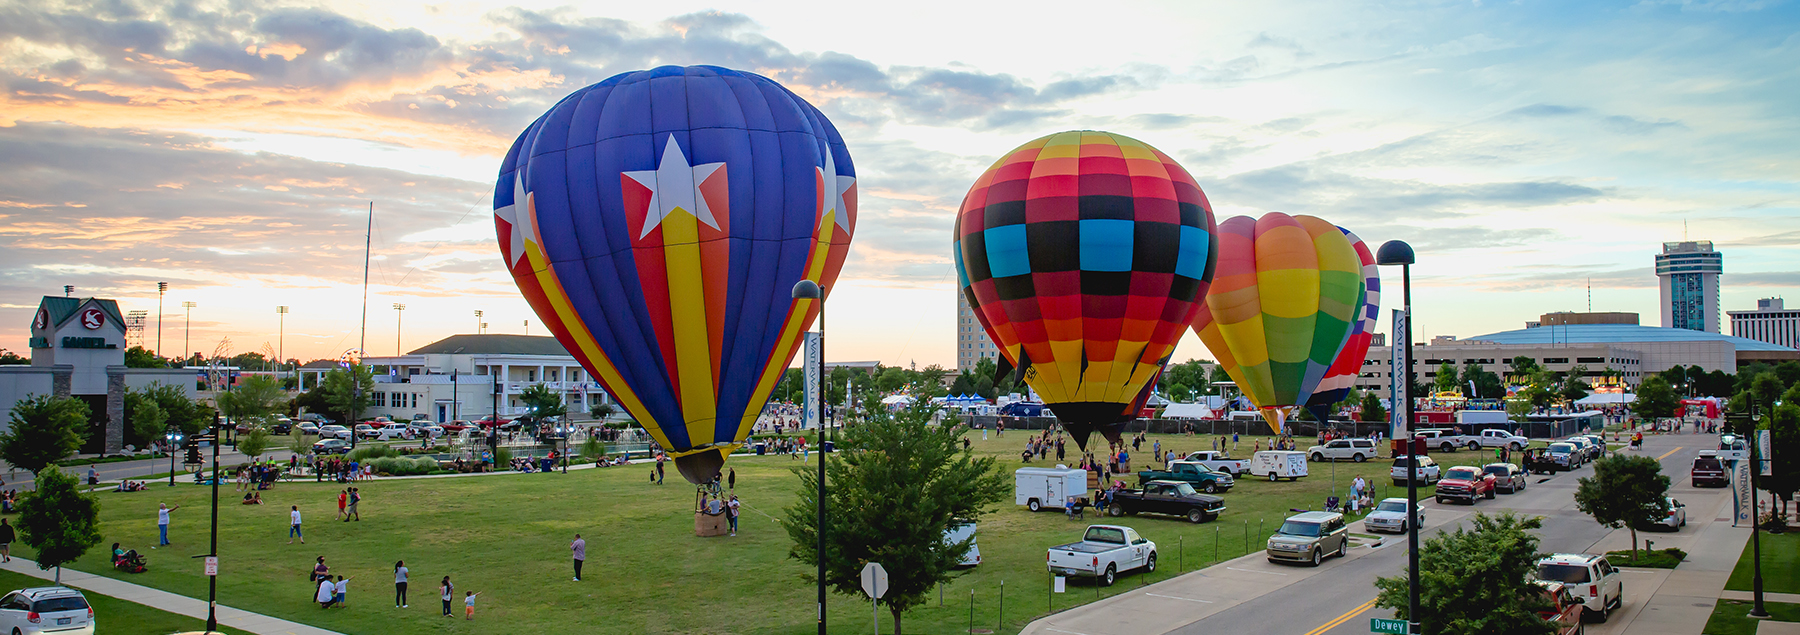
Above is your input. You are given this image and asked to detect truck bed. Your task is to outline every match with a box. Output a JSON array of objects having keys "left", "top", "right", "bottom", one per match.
[{"left": 1050, "top": 541, "right": 1118, "bottom": 554}]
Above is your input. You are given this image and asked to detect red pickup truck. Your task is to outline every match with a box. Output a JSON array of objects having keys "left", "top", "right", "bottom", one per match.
[{"left": 1434, "top": 465, "right": 1496, "bottom": 504}]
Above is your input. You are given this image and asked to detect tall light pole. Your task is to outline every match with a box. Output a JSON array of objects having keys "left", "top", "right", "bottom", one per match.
[
  {"left": 393, "top": 304, "right": 407, "bottom": 355},
  {"left": 1748, "top": 403, "right": 1768, "bottom": 618},
  {"left": 163, "top": 426, "right": 184, "bottom": 487},
  {"left": 276, "top": 306, "right": 289, "bottom": 377},
  {"left": 1376, "top": 239, "right": 1418, "bottom": 635},
  {"left": 791, "top": 279, "right": 826, "bottom": 635},
  {"left": 182, "top": 301, "right": 197, "bottom": 364},
  {"left": 206, "top": 413, "right": 221, "bottom": 631},
  {"left": 474, "top": 310, "right": 483, "bottom": 334},
  {"left": 157, "top": 282, "right": 168, "bottom": 360}
]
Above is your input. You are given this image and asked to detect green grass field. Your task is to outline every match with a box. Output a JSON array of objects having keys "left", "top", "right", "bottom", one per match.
[
  {"left": 0, "top": 568, "right": 253, "bottom": 635},
  {"left": 9, "top": 430, "right": 1477, "bottom": 634},
  {"left": 1725, "top": 529, "right": 1797, "bottom": 594},
  {"left": 1703, "top": 599, "right": 1800, "bottom": 635}
]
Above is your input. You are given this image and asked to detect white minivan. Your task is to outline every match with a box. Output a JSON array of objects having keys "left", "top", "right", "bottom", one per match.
[{"left": 0, "top": 587, "right": 94, "bottom": 635}]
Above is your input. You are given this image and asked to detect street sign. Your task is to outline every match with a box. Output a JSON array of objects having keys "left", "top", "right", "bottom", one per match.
[
  {"left": 204, "top": 556, "right": 218, "bottom": 576},
  {"left": 860, "top": 562, "right": 888, "bottom": 599},
  {"left": 1053, "top": 576, "right": 1065, "bottom": 593},
  {"left": 1370, "top": 617, "right": 1407, "bottom": 634}
]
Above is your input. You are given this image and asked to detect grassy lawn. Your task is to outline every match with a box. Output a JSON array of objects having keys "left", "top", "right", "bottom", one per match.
[
  {"left": 8, "top": 430, "right": 1477, "bottom": 635},
  {"left": 1725, "top": 529, "right": 1798, "bottom": 594},
  {"left": 0, "top": 568, "right": 253, "bottom": 635},
  {"left": 1703, "top": 599, "right": 1800, "bottom": 635},
  {"left": 1604, "top": 548, "right": 1686, "bottom": 569}
]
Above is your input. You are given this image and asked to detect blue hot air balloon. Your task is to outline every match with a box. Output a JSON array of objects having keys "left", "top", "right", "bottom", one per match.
[{"left": 494, "top": 65, "right": 855, "bottom": 484}]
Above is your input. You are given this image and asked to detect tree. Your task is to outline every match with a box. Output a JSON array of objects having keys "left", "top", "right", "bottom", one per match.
[
  {"left": 123, "top": 391, "right": 167, "bottom": 452},
  {"left": 1765, "top": 404, "right": 1800, "bottom": 516},
  {"left": 0, "top": 349, "right": 27, "bottom": 365},
  {"left": 1433, "top": 362, "right": 1459, "bottom": 394},
  {"left": 1168, "top": 382, "right": 1193, "bottom": 402},
  {"left": 125, "top": 382, "right": 214, "bottom": 438},
  {"left": 1558, "top": 365, "right": 1591, "bottom": 404},
  {"left": 1506, "top": 398, "right": 1534, "bottom": 425},
  {"left": 589, "top": 402, "right": 615, "bottom": 421},
  {"left": 216, "top": 374, "right": 287, "bottom": 428},
  {"left": 322, "top": 366, "right": 374, "bottom": 425},
  {"left": 16, "top": 469, "right": 102, "bottom": 583},
  {"left": 1374, "top": 511, "right": 1553, "bottom": 635},
  {"left": 518, "top": 383, "right": 567, "bottom": 422},
  {"left": 1459, "top": 362, "right": 1504, "bottom": 399},
  {"left": 237, "top": 426, "right": 271, "bottom": 459},
  {"left": 1751, "top": 372, "right": 1784, "bottom": 413},
  {"left": 0, "top": 395, "right": 91, "bottom": 475},
  {"left": 1775, "top": 360, "right": 1800, "bottom": 390},
  {"left": 1163, "top": 359, "right": 1213, "bottom": 398},
  {"left": 1633, "top": 375, "right": 1680, "bottom": 420},
  {"left": 123, "top": 346, "right": 166, "bottom": 368},
  {"left": 1359, "top": 392, "right": 1386, "bottom": 423},
  {"left": 783, "top": 396, "right": 1008, "bottom": 634},
  {"left": 1573, "top": 454, "right": 1670, "bottom": 561},
  {"left": 1507, "top": 355, "right": 1540, "bottom": 381}
]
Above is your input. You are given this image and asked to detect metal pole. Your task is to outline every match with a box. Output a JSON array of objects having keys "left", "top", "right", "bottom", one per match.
[
  {"left": 1402, "top": 263, "right": 1421, "bottom": 635},
  {"left": 968, "top": 590, "right": 975, "bottom": 634},
  {"left": 157, "top": 282, "right": 166, "bottom": 359},
  {"left": 818, "top": 293, "right": 827, "bottom": 635},
  {"left": 874, "top": 596, "right": 879, "bottom": 635},
  {"left": 998, "top": 579, "right": 1004, "bottom": 632},
  {"left": 206, "top": 414, "right": 220, "bottom": 632},
  {"left": 1749, "top": 409, "right": 1768, "bottom": 618},
  {"left": 360, "top": 202, "right": 371, "bottom": 363}
]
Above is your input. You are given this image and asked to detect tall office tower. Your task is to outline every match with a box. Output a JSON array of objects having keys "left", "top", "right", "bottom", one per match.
[
  {"left": 955, "top": 292, "right": 1000, "bottom": 373},
  {"left": 1656, "top": 240, "right": 1722, "bottom": 333}
]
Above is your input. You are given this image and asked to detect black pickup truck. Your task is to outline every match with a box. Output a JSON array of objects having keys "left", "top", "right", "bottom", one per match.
[{"left": 1103, "top": 480, "right": 1227, "bottom": 523}]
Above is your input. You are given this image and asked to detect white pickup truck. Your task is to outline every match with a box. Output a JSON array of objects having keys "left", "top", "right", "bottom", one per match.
[
  {"left": 1415, "top": 428, "right": 1529, "bottom": 452},
  {"left": 1046, "top": 525, "right": 1157, "bottom": 587},
  {"left": 1178, "top": 451, "right": 1250, "bottom": 476}
]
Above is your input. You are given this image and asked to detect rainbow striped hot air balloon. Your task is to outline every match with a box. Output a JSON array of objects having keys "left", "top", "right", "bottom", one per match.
[
  {"left": 1305, "top": 229, "right": 1380, "bottom": 422},
  {"left": 955, "top": 130, "right": 1216, "bottom": 452},
  {"left": 1191, "top": 213, "right": 1363, "bottom": 434},
  {"left": 494, "top": 66, "right": 854, "bottom": 484}
]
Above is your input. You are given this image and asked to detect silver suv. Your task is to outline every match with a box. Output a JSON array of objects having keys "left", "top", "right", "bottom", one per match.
[
  {"left": 1266, "top": 511, "right": 1349, "bottom": 567},
  {"left": 0, "top": 587, "right": 93, "bottom": 634},
  {"left": 1306, "top": 438, "right": 1378, "bottom": 463}
]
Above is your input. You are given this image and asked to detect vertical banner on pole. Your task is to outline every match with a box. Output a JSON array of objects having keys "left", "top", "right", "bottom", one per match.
[
  {"left": 1757, "top": 429, "right": 1772, "bottom": 476},
  {"left": 1389, "top": 309, "right": 1407, "bottom": 442},
  {"left": 1733, "top": 457, "right": 1753, "bottom": 526},
  {"left": 804, "top": 332, "right": 822, "bottom": 430}
]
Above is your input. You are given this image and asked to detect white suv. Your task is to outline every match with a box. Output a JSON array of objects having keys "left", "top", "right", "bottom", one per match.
[
  {"left": 1390, "top": 455, "right": 1441, "bottom": 486},
  {"left": 1306, "top": 439, "right": 1378, "bottom": 463},
  {"left": 1536, "top": 553, "right": 1623, "bottom": 622},
  {"left": 376, "top": 423, "right": 414, "bottom": 441},
  {"left": 0, "top": 587, "right": 94, "bottom": 634}
]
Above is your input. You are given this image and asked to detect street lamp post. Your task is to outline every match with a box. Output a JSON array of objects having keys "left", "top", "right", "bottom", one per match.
[
  {"left": 206, "top": 414, "right": 221, "bottom": 631},
  {"left": 163, "top": 426, "right": 184, "bottom": 487},
  {"left": 1376, "top": 239, "right": 1419, "bottom": 635},
  {"left": 393, "top": 303, "right": 406, "bottom": 356},
  {"left": 791, "top": 279, "right": 826, "bottom": 635},
  {"left": 182, "top": 301, "right": 197, "bottom": 363},
  {"left": 277, "top": 306, "right": 289, "bottom": 378},
  {"left": 157, "top": 282, "right": 167, "bottom": 360},
  {"left": 475, "top": 310, "right": 484, "bottom": 335},
  {"left": 1748, "top": 404, "right": 1768, "bottom": 618}
]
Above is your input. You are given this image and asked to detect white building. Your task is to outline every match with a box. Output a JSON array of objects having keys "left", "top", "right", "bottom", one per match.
[
  {"left": 1729, "top": 298, "right": 1799, "bottom": 350},
  {"left": 1656, "top": 240, "right": 1723, "bottom": 333},
  {"left": 956, "top": 292, "right": 1001, "bottom": 373},
  {"left": 299, "top": 334, "right": 613, "bottom": 423}
]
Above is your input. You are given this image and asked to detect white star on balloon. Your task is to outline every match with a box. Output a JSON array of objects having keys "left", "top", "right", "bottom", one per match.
[
  {"left": 494, "top": 168, "right": 535, "bottom": 268},
  {"left": 624, "top": 136, "right": 726, "bottom": 239},
  {"left": 819, "top": 149, "right": 855, "bottom": 232}
]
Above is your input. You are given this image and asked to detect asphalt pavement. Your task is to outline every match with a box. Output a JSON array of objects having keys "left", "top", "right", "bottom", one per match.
[
  {"left": 1, "top": 444, "right": 262, "bottom": 491},
  {"left": 1021, "top": 432, "right": 1732, "bottom": 635}
]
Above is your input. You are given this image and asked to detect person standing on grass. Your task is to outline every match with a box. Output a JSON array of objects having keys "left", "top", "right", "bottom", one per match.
[
  {"left": 727, "top": 495, "right": 740, "bottom": 536},
  {"left": 439, "top": 576, "right": 454, "bottom": 617},
  {"left": 289, "top": 506, "right": 304, "bottom": 544},
  {"left": 345, "top": 487, "right": 360, "bottom": 522},
  {"left": 394, "top": 560, "right": 408, "bottom": 608},
  {"left": 333, "top": 574, "right": 351, "bottom": 607},
  {"left": 570, "top": 534, "right": 585, "bottom": 581},
  {"left": 154, "top": 503, "right": 178, "bottom": 547},
  {"left": 337, "top": 489, "right": 347, "bottom": 520},
  {"left": 464, "top": 590, "right": 481, "bottom": 620},
  {"left": 655, "top": 455, "right": 665, "bottom": 484},
  {"left": 0, "top": 518, "right": 13, "bottom": 562},
  {"left": 727, "top": 468, "right": 736, "bottom": 491}
]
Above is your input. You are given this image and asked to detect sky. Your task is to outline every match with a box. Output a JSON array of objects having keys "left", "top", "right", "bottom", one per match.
[{"left": 1, "top": 0, "right": 1797, "bottom": 369}]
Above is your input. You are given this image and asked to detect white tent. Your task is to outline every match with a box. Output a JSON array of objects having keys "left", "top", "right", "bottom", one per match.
[
  {"left": 1160, "top": 403, "right": 1215, "bottom": 420},
  {"left": 881, "top": 394, "right": 914, "bottom": 405},
  {"left": 1575, "top": 393, "right": 1635, "bottom": 406}
]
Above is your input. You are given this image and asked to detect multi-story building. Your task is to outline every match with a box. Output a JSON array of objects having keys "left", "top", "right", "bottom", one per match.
[
  {"left": 955, "top": 292, "right": 1001, "bottom": 373},
  {"left": 299, "top": 334, "right": 613, "bottom": 423},
  {"left": 1729, "top": 298, "right": 1799, "bottom": 349},
  {"left": 1656, "top": 240, "right": 1723, "bottom": 333},
  {"left": 6, "top": 296, "right": 194, "bottom": 452}
]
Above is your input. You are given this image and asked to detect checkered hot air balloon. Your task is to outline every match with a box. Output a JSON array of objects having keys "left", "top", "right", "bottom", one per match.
[
  {"left": 954, "top": 131, "right": 1217, "bottom": 452},
  {"left": 494, "top": 66, "right": 854, "bottom": 484},
  {"left": 1191, "top": 214, "right": 1363, "bottom": 435}
]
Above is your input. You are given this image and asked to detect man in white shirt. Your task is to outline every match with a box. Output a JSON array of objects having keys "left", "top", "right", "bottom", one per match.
[
  {"left": 155, "top": 503, "right": 179, "bottom": 547},
  {"left": 289, "top": 505, "right": 304, "bottom": 544}
]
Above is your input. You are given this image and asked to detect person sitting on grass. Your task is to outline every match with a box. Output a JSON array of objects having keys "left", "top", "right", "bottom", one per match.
[{"left": 241, "top": 492, "right": 262, "bottom": 505}]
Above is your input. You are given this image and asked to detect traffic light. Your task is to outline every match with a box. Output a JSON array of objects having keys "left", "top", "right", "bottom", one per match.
[{"left": 184, "top": 445, "right": 202, "bottom": 465}]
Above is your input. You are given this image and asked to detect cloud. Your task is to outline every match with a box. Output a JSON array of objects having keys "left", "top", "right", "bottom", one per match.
[
  {"left": 1505, "top": 103, "right": 1685, "bottom": 135},
  {"left": 1210, "top": 163, "right": 1605, "bottom": 224},
  {"left": 1728, "top": 230, "right": 1800, "bottom": 247}
]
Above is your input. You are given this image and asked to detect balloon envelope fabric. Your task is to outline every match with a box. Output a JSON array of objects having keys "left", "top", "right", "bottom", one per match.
[
  {"left": 954, "top": 131, "right": 1216, "bottom": 450},
  {"left": 494, "top": 65, "right": 855, "bottom": 484},
  {"left": 1305, "top": 228, "right": 1379, "bottom": 418},
  {"left": 1193, "top": 213, "right": 1361, "bottom": 433}
]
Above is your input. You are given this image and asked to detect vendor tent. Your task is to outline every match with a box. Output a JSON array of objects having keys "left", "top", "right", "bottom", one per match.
[
  {"left": 1574, "top": 393, "right": 1635, "bottom": 406},
  {"left": 1160, "top": 403, "right": 1215, "bottom": 420}
]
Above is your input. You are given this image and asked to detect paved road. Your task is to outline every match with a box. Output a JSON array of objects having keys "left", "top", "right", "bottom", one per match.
[
  {"left": 2, "top": 444, "right": 262, "bottom": 491},
  {"left": 1023, "top": 432, "right": 1728, "bottom": 635}
]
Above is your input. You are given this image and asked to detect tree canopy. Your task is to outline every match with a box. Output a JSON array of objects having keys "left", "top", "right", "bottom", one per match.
[
  {"left": 1633, "top": 375, "right": 1680, "bottom": 420},
  {"left": 123, "top": 382, "right": 214, "bottom": 440},
  {"left": 1573, "top": 454, "right": 1670, "bottom": 559},
  {"left": 0, "top": 395, "right": 90, "bottom": 474},
  {"left": 217, "top": 374, "right": 288, "bottom": 428},
  {"left": 1374, "top": 511, "right": 1553, "bottom": 635},
  {"left": 321, "top": 365, "right": 374, "bottom": 425},
  {"left": 519, "top": 383, "right": 568, "bottom": 421},
  {"left": 17, "top": 469, "right": 102, "bottom": 582},
  {"left": 1434, "top": 362, "right": 1459, "bottom": 394}
]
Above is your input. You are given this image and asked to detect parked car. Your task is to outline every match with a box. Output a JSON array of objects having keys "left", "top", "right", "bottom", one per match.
[
  {"left": 1547, "top": 443, "right": 1583, "bottom": 471},
  {"left": 375, "top": 423, "right": 414, "bottom": 441},
  {"left": 440, "top": 420, "right": 474, "bottom": 433},
  {"left": 295, "top": 422, "right": 321, "bottom": 436},
  {"left": 312, "top": 438, "right": 352, "bottom": 454},
  {"left": 1251, "top": 450, "right": 1308, "bottom": 481},
  {"left": 296, "top": 413, "right": 334, "bottom": 425},
  {"left": 0, "top": 587, "right": 93, "bottom": 635},
  {"left": 1266, "top": 511, "right": 1349, "bottom": 567},
  {"left": 1305, "top": 438, "right": 1378, "bottom": 463},
  {"left": 1535, "top": 553, "right": 1622, "bottom": 622},
  {"left": 1362, "top": 498, "right": 1423, "bottom": 534},
  {"left": 1411, "top": 428, "right": 1469, "bottom": 453},
  {"left": 1483, "top": 462, "right": 1528, "bottom": 494},
  {"left": 354, "top": 424, "right": 379, "bottom": 440},
  {"left": 1391, "top": 455, "right": 1441, "bottom": 486},
  {"left": 998, "top": 401, "right": 1049, "bottom": 417},
  {"left": 407, "top": 421, "right": 444, "bottom": 438},
  {"left": 1657, "top": 497, "right": 1687, "bottom": 530},
  {"left": 943, "top": 522, "right": 981, "bottom": 566},
  {"left": 269, "top": 418, "right": 292, "bottom": 435},
  {"left": 1104, "top": 480, "right": 1227, "bottom": 523},
  {"left": 1435, "top": 466, "right": 1497, "bottom": 504},
  {"left": 1136, "top": 461, "right": 1234, "bottom": 493},
  {"left": 1566, "top": 437, "right": 1600, "bottom": 461},
  {"left": 318, "top": 425, "right": 352, "bottom": 440},
  {"left": 1533, "top": 580, "right": 1586, "bottom": 635},
  {"left": 476, "top": 415, "right": 520, "bottom": 431},
  {"left": 1046, "top": 525, "right": 1157, "bottom": 586},
  {"left": 1470, "top": 428, "right": 1531, "bottom": 451},
  {"left": 1522, "top": 447, "right": 1560, "bottom": 474},
  {"left": 1177, "top": 451, "right": 1250, "bottom": 476},
  {"left": 1691, "top": 451, "right": 1728, "bottom": 487}
]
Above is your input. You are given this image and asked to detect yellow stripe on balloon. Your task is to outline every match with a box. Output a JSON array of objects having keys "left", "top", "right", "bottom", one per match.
[
  {"left": 519, "top": 193, "right": 675, "bottom": 451},
  {"left": 1258, "top": 269, "right": 1321, "bottom": 319},
  {"left": 732, "top": 211, "right": 839, "bottom": 443},
  {"left": 659, "top": 207, "right": 719, "bottom": 450}
]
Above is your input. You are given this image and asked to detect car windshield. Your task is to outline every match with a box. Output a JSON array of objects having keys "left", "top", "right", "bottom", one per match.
[
  {"left": 1376, "top": 501, "right": 1407, "bottom": 513},
  {"left": 1445, "top": 468, "right": 1480, "bottom": 480},
  {"left": 1170, "top": 483, "right": 1198, "bottom": 496},
  {"left": 1483, "top": 465, "right": 1510, "bottom": 476},
  {"left": 1278, "top": 521, "right": 1322, "bottom": 537},
  {"left": 1537, "top": 563, "right": 1591, "bottom": 583},
  {"left": 33, "top": 596, "right": 89, "bottom": 612}
]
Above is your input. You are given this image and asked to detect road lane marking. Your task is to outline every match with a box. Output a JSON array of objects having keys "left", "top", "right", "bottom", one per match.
[
  {"left": 1225, "top": 567, "right": 1289, "bottom": 576},
  {"left": 1304, "top": 598, "right": 1379, "bottom": 635},
  {"left": 1144, "top": 592, "right": 1213, "bottom": 603},
  {"left": 1656, "top": 447, "right": 1683, "bottom": 461}
]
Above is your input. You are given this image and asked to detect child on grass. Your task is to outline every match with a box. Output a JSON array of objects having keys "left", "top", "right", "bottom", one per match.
[{"left": 464, "top": 590, "right": 481, "bottom": 620}]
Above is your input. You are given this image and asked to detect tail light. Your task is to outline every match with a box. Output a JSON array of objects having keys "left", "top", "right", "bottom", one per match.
[
  {"left": 1046, "top": 552, "right": 1051, "bottom": 562},
  {"left": 88, "top": 607, "right": 94, "bottom": 619},
  {"left": 26, "top": 611, "right": 39, "bottom": 623},
  {"left": 1092, "top": 556, "right": 1099, "bottom": 567},
  {"left": 1588, "top": 585, "right": 1598, "bottom": 597}
]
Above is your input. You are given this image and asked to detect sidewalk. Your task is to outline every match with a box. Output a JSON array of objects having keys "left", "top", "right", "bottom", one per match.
[
  {"left": 1587, "top": 483, "right": 1753, "bottom": 634},
  {"left": 0, "top": 557, "right": 341, "bottom": 635}
]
